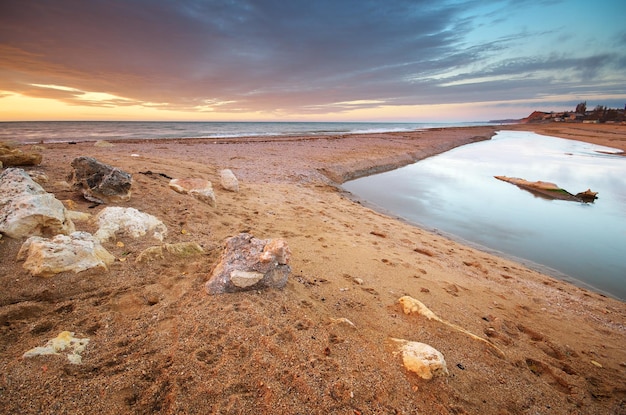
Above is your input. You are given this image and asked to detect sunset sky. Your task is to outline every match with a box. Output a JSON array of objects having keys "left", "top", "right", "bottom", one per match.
[{"left": 1, "top": 0, "right": 625, "bottom": 122}]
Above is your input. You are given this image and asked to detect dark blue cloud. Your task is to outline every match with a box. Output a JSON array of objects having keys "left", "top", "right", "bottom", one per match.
[{"left": 0, "top": 0, "right": 623, "bottom": 116}]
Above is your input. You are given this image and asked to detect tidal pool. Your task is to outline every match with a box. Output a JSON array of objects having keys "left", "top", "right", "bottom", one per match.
[{"left": 343, "top": 131, "right": 626, "bottom": 300}]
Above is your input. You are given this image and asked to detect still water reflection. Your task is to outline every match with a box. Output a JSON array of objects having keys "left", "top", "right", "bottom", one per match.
[{"left": 343, "top": 131, "right": 626, "bottom": 300}]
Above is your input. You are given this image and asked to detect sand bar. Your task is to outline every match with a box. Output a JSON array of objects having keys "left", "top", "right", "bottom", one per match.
[{"left": 1, "top": 124, "right": 625, "bottom": 414}]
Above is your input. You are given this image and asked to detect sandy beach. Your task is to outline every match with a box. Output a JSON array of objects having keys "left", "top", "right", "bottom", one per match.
[{"left": 1, "top": 123, "right": 625, "bottom": 414}]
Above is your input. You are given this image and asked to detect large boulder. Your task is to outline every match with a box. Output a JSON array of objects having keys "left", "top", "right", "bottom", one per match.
[
  {"left": 169, "top": 178, "right": 216, "bottom": 207},
  {"left": 0, "top": 168, "right": 75, "bottom": 238},
  {"left": 94, "top": 207, "right": 167, "bottom": 242},
  {"left": 205, "top": 233, "right": 291, "bottom": 294},
  {"left": 70, "top": 156, "right": 132, "bottom": 204},
  {"left": 17, "top": 231, "right": 115, "bottom": 277},
  {"left": 0, "top": 142, "right": 42, "bottom": 167}
]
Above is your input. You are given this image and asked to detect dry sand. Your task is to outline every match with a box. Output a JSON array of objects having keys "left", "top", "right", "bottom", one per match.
[{"left": 1, "top": 124, "right": 625, "bottom": 414}]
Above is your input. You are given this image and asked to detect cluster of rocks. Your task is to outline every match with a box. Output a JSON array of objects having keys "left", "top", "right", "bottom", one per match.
[
  {"left": 168, "top": 168, "right": 239, "bottom": 208},
  {"left": 3, "top": 149, "right": 449, "bottom": 384},
  {"left": 1, "top": 154, "right": 289, "bottom": 296}
]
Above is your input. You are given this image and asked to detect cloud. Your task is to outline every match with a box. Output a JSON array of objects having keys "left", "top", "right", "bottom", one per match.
[{"left": 0, "top": 0, "right": 624, "bottom": 118}]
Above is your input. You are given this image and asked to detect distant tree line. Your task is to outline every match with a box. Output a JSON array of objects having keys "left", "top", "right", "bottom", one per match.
[{"left": 574, "top": 101, "right": 625, "bottom": 123}]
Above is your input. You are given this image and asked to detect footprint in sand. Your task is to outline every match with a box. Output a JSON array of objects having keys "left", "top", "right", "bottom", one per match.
[
  {"left": 525, "top": 358, "right": 572, "bottom": 394},
  {"left": 516, "top": 324, "right": 582, "bottom": 393}
]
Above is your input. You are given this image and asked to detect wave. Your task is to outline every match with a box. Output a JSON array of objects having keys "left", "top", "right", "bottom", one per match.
[{"left": 0, "top": 121, "right": 493, "bottom": 144}]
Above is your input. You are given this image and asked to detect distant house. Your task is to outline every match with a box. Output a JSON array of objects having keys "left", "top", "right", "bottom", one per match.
[{"left": 522, "top": 106, "right": 625, "bottom": 124}]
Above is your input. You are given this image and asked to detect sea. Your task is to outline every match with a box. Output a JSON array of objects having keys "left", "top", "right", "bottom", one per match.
[{"left": 0, "top": 121, "right": 490, "bottom": 144}]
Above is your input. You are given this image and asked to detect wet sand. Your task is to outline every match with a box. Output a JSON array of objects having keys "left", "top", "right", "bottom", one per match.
[{"left": 1, "top": 124, "right": 625, "bottom": 414}]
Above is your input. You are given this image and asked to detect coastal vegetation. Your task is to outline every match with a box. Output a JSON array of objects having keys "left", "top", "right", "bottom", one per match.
[{"left": 522, "top": 102, "right": 626, "bottom": 124}]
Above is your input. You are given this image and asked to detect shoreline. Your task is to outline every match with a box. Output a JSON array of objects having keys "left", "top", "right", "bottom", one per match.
[
  {"left": 340, "top": 187, "right": 615, "bottom": 300},
  {"left": 1, "top": 123, "right": 625, "bottom": 414}
]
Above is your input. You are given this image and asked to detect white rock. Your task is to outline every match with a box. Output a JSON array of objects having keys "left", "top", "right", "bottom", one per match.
[
  {"left": 220, "top": 169, "right": 239, "bottom": 192},
  {"left": 23, "top": 331, "right": 90, "bottom": 364},
  {"left": 0, "top": 168, "right": 75, "bottom": 238},
  {"left": 17, "top": 231, "right": 115, "bottom": 277},
  {"left": 398, "top": 296, "right": 439, "bottom": 320},
  {"left": 94, "top": 207, "right": 167, "bottom": 242},
  {"left": 230, "top": 270, "right": 265, "bottom": 288},
  {"left": 391, "top": 338, "right": 449, "bottom": 380},
  {"left": 169, "top": 178, "right": 216, "bottom": 207}
]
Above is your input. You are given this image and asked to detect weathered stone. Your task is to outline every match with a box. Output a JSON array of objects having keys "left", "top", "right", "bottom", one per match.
[
  {"left": 94, "top": 207, "right": 167, "bottom": 242},
  {"left": 398, "top": 296, "right": 506, "bottom": 358},
  {"left": 94, "top": 140, "right": 114, "bottom": 148},
  {"left": 205, "top": 233, "right": 291, "bottom": 294},
  {"left": 66, "top": 210, "right": 91, "bottom": 222},
  {"left": 391, "top": 338, "right": 449, "bottom": 380},
  {"left": 164, "top": 242, "right": 204, "bottom": 256},
  {"left": 220, "top": 169, "right": 239, "bottom": 192},
  {"left": 17, "top": 231, "right": 115, "bottom": 277},
  {"left": 136, "top": 242, "right": 204, "bottom": 263},
  {"left": 230, "top": 270, "right": 265, "bottom": 287},
  {"left": 169, "top": 178, "right": 216, "bottom": 207},
  {"left": 259, "top": 238, "right": 290, "bottom": 264},
  {"left": 0, "top": 142, "right": 42, "bottom": 166},
  {"left": 0, "top": 168, "right": 75, "bottom": 238},
  {"left": 55, "top": 181, "right": 72, "bottom": 191},
  {"left": 70, "top": 156, "right": 132, "bottom": 204},
  {"left": 23, "top": 331, "right": 90, "bottom": 364},
  {"left": 1, "top": 168, "right": 45, "bottom": 200},
  {"left": 26, "top": 170, "right": 49, "bottom": 185},
  {"left": 135, "top": 246, "right": 165, "bottom": 262}
]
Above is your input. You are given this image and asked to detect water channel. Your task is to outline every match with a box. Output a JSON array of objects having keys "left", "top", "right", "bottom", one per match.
[{"left": 343, "top": 131, "right": 626, "bottom": 300}]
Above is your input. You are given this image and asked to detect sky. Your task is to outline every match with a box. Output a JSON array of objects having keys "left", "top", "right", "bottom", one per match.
[{"left": 0, "top": 0, "right": 625, "bottom": 122}]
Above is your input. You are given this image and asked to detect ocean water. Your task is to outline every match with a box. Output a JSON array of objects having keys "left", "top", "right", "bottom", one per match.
[
  {"left": 0, "top": 121, "right": 490, "bottom": 144},
  {"left": 343, "top": 131, "right": 626, "bottom": 301}
]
